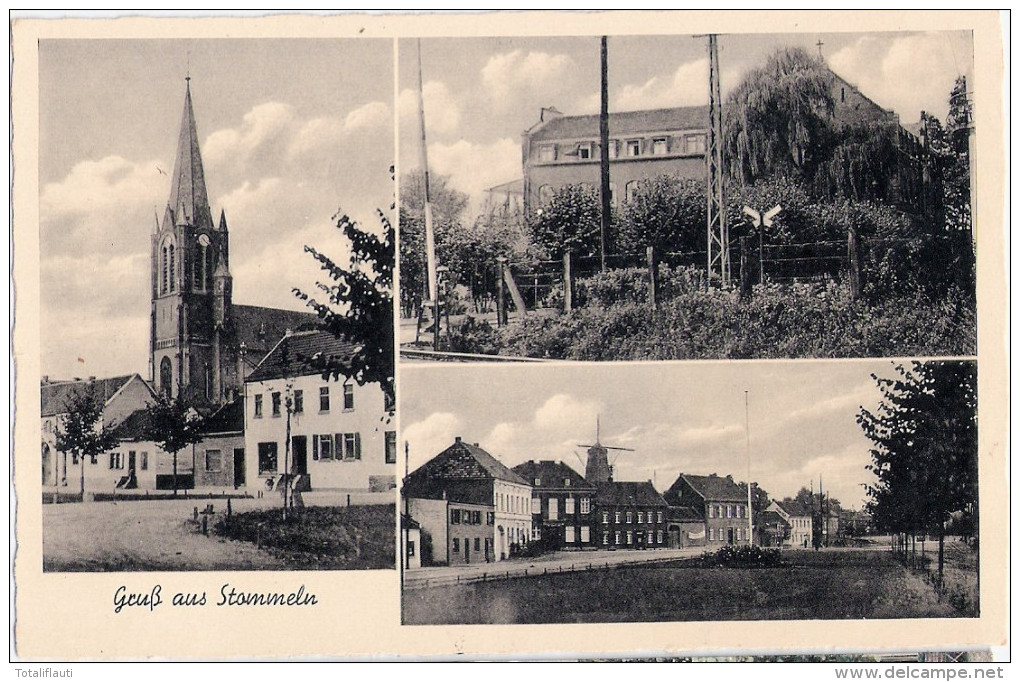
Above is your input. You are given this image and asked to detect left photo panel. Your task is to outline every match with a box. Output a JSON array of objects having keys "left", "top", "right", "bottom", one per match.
[{"left": 38, "top": 38, "right": 397, "bottom": 572}]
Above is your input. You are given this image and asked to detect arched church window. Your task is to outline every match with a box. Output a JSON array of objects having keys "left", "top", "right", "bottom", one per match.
[
  {"left": 168, "top": 244, "right": 176, "bottom": 292},
  {"left": 161, "top": 245, "right": 169, "bottom": 294},
  {"left": 159, "top": 357, "right": 173, "bottom": 396}
]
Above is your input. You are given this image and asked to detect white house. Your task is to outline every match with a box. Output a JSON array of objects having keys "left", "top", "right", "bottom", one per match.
[
  {"left": 769, "top": 500, "right": 814, "bottom": 548},
  {"left": 243, "top": 329, "right": 396, "bottom": 495}
]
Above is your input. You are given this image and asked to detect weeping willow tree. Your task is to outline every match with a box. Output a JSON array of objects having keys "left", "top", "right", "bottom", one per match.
[{"left": 724, "top": 47, "right": 835, "bottom": 185}]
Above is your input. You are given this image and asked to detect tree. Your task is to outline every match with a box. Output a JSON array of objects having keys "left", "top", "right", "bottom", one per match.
[
  {"left": 529, "top": 184, "right": 606, "bottom": 261},
  {"left": 618, "top": 175, "right": 705, "bottom": 255},
  {"left": 142, "top": 391, "right": 206, "bottom": 497},
  {"left": 294, "top": 205, "right": 395, "bottom": 410},
  {"left": 857, "top": 360, "right": 978, "bottom": 584},
  {"left": 54, "top": 384, "right": 120, "bottom": 499},
  {"left": 725, "top": 47, "right": 835, "bottom": 186}
]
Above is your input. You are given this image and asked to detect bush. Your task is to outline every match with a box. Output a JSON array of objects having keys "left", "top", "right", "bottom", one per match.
[
  {"left": 696, "top": 544, "right": 785, "bottom": 568},
  {"left": 446, "top": 315, "right": 499, "bottom": 355}
]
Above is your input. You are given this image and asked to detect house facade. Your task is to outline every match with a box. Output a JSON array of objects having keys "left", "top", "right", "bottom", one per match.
[
  {"left": 404, "top": 437, "right": 532, "bottom": 562},
  {"left": 769, "top": 500, "right": 813, "bottom": 548},
  {"left": 244, "top": 329, "right": 397, "bottom": 495},
  {"left": 664, "top": 473, "right": 753, "bottom": 546},
  {"left": 521, "top": 106, "right": 708, "bottom": 214},
  {"left": 512, "top": 460, "right": 597, "bottom": 551},
  {"left": 666, "top": 505, "right": 708, "bottom": 549},
  {"left": 41, "top": 374, "right": 156, "bottom": 488},
  {"left": 594, "top": 481, "right": 670, "bottom": 550}
]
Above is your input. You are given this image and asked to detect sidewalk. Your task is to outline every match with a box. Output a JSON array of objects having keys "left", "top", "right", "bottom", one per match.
[{"left": 402, "top": 546, "right": 704, "bottom": 590}]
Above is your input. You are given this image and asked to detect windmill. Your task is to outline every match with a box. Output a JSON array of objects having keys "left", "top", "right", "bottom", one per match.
[{"left": 577, "top": 416, "right": 634, "bottom": 484}]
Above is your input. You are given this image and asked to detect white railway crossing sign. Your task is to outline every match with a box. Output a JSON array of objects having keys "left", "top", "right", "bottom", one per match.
[{"left": 743, "top": 204, "right": 782, "bottom": 228}]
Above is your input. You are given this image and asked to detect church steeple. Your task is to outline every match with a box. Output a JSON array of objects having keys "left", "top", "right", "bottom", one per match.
[{"left": 167, "top": 78, "right": 213, "bottom": 231}]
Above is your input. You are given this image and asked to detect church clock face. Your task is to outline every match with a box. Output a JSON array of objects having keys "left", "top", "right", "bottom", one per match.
[{"left": 197, "top": 234, "right": 211, "bottom": 247}]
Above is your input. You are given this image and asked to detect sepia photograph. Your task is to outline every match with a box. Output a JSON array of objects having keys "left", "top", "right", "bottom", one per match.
[
  {"left": 400, "top": 360, "right": 979, "bottom": 625},
  {"left": 397, "top": 32, "right": 976, "bottom": 362},
  {"left": 38, "top": 38, "right": 397, "bottom": 571}
]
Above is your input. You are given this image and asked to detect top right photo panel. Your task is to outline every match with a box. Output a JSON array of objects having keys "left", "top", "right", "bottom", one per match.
[{"left": 398, "top": 31, "right": 976, "bottom": 361}]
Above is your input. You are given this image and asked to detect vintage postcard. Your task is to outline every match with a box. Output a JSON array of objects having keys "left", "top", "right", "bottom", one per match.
[{"left": 10, "top": 10, "right": 1008, "bottom": 662}]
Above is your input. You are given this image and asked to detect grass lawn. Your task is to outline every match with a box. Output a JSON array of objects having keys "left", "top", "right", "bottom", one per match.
[
  {"left": 402, "top": 549, "right": 966, "bottom": 624},
  {"left": 215, "top": 504, "right": 395, "bottom": 570}
]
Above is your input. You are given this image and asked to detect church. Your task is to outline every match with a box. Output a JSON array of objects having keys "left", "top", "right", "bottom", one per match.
[{"left": 150, "top": 78, "right": 318, "bottom": 408}]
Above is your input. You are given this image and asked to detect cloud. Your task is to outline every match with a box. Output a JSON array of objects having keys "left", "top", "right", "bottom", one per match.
[
  {"left": 398, "top": 80, "right": 462, "bottom": 138},
  {"left": 425, "top": 137, "right": 521, "bottom": 214},
  {"left": 480, "top": 50, "right": 574, "bottom": 104},
  {"left": 403, "top": 412, "right": 464, "bottom": 471},
  {"left": 828, "top": 33, "right": 971, "bottom": 122}
]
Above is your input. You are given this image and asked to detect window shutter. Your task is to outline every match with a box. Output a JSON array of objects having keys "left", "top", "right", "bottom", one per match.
[
  {"left": 312, "top": 436, "right": 319, "bottom": 460},
  {"left": 354, "top": 432, "right": 362, "bottom": 460}
]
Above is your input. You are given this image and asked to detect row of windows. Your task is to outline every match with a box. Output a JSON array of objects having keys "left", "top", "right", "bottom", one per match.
[
  {"left": 253, "top": 384, "right": 354, "bottom": 418},
  {"left": 536, "top": 134, "right": 707, "bottom": 164},
  {"left": 107, "top": 451, "right": 149, "bottom": 471},
  {"left": 495, "top": 489, "right": 529, "bottom": 516},
  {"left": 255, "top": 431, "right": 395, "bottom": 474},
  {"left": 602, "top": 530, "right": 666, "bottom": 546},
  {"left": 313, "top": 433, "right": 362, "bottom": 461},
  {"left": 451, "top": 537, "right": 490, "bottom": 554},
  {"left": 601, "top": 510, "right": 665, "bottom": 525},
  {"left": 708, "top": 527, "right": 748, "bottom": 542},
  {"left": 708, "top": 504, "right": 746, "bottom": 519},
  {"left": 450, "top": 509, "right": 495, "bottom": 526},
  {"left": 535, "top": 179, "right": 676, "bottom": 207},
  {"left": 540, "top": 496, "right": 592, "bottom": 519},
  {"left": 158, "top": 237, "right": 217, "bottom": 296}
]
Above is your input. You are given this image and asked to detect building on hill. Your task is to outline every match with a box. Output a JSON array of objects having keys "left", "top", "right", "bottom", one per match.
[
  {"left": 594, "top": 480, "right": 670, "bottom": 550},
  {"left": 512, "top": 460, "right": 597, "bottom": 550},
  {"left": 520, "top": 105, "right": 708, "bottom": 215},
  {"left": 243, "top": 329, "right": 396, "bottom": 498},
  {"left": 664, "top": 473, "right": 753, "bottom": 546},
  {"left": 150, "top": 79, "right": 318, "bottom": 408},
  {"left": 41, "top": 374, "right": 156, "bottom": 488},
  {"left": 404, "top": 437, "right": 532, "bottom": 562}
]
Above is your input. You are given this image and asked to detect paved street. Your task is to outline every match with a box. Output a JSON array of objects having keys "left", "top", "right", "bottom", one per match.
[{"left": 403, "top": 546, "right": 704, "bottom": 589}]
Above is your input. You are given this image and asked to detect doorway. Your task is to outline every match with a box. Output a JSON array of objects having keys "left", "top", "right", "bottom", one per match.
[
  {"left": 233, "top": 448, "right": 246, "bottom": 487},
  {"left": 727, "top": 527, "right": 735, "bottom": 545},
  {"left": 292, "top": 436, "right": 307, "bottom": 475}
]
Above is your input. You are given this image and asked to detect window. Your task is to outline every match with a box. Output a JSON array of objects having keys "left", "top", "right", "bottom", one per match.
[
  {"left": 385, "top": 431, "right": 397, "bottom": 464},
  {"left": 652, "top": 137, "right": 668, "bottom": 155},
  {"left": 564, "top": 477, "right": 571, "bottom": 487},
  {"left": 577, "top": 142, "right": 593, "bottom": 160},
  {"left": 531, "top": 498, "right": 540, "bottom": 514},
  {"left": 565, "top": 497, "right": 575, "bottom": 515},
  {"left": 343, "top": 383, "right": 354, "bottom": 410},
  {"left": 337, "top": 433, "right": 361, "bottom": 460},
  {"left": 637, "top": 512, "right": 644, "bottom": 524},
  {"left": 293, "top": 390, "right": 303, "bottom": 414},
  {"left": 735, "top": 505, "right": 741, "bottom": 519},
  {"left": 657, "top": 511, "right": 663, "bottom": 524},
  {"left": 625, "top": 180, "right": 639, "bottom": 204},
  {"left": 486, "top": 512, "right": 495, "bottom": 525},
  {"left": 548, "top": 498, "right": 558, "bottom": 521},
  {"left": 534, "top": 477, "right": 541, "bottom": 486},
  {"left": 709, "top": 529, "right": 715, "bottom": 541},
  {"left": 314, "top": 434, "right": 333, "bottom": 460},
  {"left": 580, "top": 526, "right": 590, "bottom": 543},
  {"left": 580, "top": 497, "right": 590, "bottom": 514},
  {"left": 614, "top": 511, "right": 621, "bottom": 524},
  {"left": 538, "top": 185, "right": 554, "bottom": 205},
  {"left": 626, "top": 512, "right": 633, "bottom": 524},
  {"left": 384, "top": 390, "right": 396, "bottom": 413},
  {"left": 472, "top": 510, "right": 482, "bottom": 525},
  {"left": 626, "top": 139, "right": 641, "bottom": 157},
  {"left": 626, "top": 531, "right": 633, "bottom": 545},
  {"left": 614, "top": 531, "right": 621, "bottom": 545},
  {"left": 565, "top": 526, "right": 575, "bottom": 543},
  {"left": 657, "top": 530, "right": 663, "bottom": 544},
  {"left": 205, "top": 449, "right": 222, "bottom": 473},
  {"left": 607, "top": 139, "right": 619, "bottom": 159},
  {"left": 539, "top": 144, "right": 556, "bottom": 162},
  {"left": 272, "top": 392, "right": 282, "bottom": 417},
  {"left": 258, "top": 442, "right": 278, "bottom": 474},
  {"left": 451, "top": 509, "right": 461, "bottom": 524},
  {"left": 254, "top": 394, "right": 263, "bottom": 418},
  {"left": 727, "top": 505, "right": 733, "bottom": 519},
  {"left": 319, "top": 386, "right": 330, "bottom": 412},
  {"left": 685, "top": 134, "right": 706, "bottom": 155},
  {"left": 108, "top": 452, "right": 123, "bottom": 470},
  {"left": 452, "top": 538, "right": 460, "bottom": 553},
  {"left": 603, "top": 531, "right": 610, "bottom": 546},
  {"left": 139, "top": 452, "right": 148, "bottom": 471},
  {"left": 474, "top": 538, "right": 481, "bottom": 552}
]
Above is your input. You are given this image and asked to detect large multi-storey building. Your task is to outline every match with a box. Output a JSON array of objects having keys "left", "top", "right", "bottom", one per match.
[
  {"left": 664, "top": 473, "right": 753, "bottom": 546},
  {"left": 512, "top": 460, "right": 597, "bottom": 550}
]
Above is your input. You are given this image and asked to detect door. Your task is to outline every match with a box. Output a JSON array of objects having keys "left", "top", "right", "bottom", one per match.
[
  {"left": 233, "top": 448, "right": 245, "bottom": 487},
  {"left": 292, "top": 436, "right": 308, "bottom": 475},
  {"left": 128, "top": 451, "right": 136, "bottom": 477},
  {"left": 727, "top": 527, "right": 735, "bottom": 545}
]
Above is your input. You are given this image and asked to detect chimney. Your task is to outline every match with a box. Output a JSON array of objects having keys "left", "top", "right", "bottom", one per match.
[
  {"left": 454, "top": 436, "right": 462, "bottom": 444},
  {"left": 473, "top": 443, "right": 479, "bottom": 447},
  {"left": 540, "top": 106, "right": 563, "bottom": 122}
]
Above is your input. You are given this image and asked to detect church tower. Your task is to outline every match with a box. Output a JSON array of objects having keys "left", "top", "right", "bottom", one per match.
[{"left": 150, "top": 78, "right": 233, "bottom": 405}]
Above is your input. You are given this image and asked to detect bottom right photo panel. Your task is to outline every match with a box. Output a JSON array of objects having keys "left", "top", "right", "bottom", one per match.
[{"left": 398, "top": 359, "right": 978, "bottom": 626}]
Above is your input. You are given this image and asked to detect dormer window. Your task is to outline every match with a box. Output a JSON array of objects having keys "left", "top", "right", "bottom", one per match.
[
  {"left": 535, "top": 478, "right": 541, "bottom": 486},
  {"left": 626, "top": 139, "right": 641, "bottom": 157},
  {"left": 577, "top": 142, "right": 593, "bottom": 160},
  {"left": 539, "top": 144, "right": 556, "bottom": 162},
  {"left": 607, "top": 140, "right": 619, "bottom": 159},
  {"left": 564, "top": 478, "right": 571, "bottom": 487},
  {"left": 651, "top": 137, "right": 668, "bottom": 155}
]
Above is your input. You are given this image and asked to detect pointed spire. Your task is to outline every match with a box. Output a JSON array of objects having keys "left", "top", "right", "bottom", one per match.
[
  {"left": 167, "top": 77, "right": 213, "bottom": 231},
  {"left": 217, "top": 209, "right": 228, "bottom": 232}
]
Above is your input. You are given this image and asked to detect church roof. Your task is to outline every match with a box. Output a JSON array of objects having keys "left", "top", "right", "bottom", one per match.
[
  {"left": 231, "top": 304, "right": 320, "bottom": 359},
  {"left": 245, "top": 328, "right": 357, "bottom": 383},
  {"left": 40, "top": 374, "right": 148, "bottom": 418},
  {"left": 167, "top": 80, "right": 214, "bottom": 231}
]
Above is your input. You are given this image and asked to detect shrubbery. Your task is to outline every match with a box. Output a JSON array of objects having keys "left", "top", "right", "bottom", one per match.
[{"left": 697, "top": 544, "right": 785, "bottom": 568}]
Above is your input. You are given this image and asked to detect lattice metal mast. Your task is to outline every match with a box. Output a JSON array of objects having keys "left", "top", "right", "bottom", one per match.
[{"left": 706, "top": 34, "right": 729, "bottom": 285}]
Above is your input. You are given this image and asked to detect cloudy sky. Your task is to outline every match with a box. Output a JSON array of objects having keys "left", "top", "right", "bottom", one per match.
[
  {"left": 39, "top": 39, "right": 394, "bottom": 380},
  {"left": 400, "top": 360, "right": 909, "bottom": 509},
  {"left": 398, "top": 31, "right": 974, "bottom": 213}
]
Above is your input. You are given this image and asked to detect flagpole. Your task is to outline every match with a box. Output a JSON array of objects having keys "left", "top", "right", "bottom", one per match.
[
  {"left": 416, "top": 39, "right": 439, "bottom": 350},
  {"left": 745, "top": 390, "right": 753, "bottom": 545}
]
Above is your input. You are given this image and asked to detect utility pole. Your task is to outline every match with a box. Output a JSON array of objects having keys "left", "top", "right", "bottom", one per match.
[
  {"left": 598, "top": 36, "right": 611, "bottom": 274},
  {"left": 706, "top": 34, "right": 728, "bottom": 286},
  {"left": 416, "top": 39, "right": 439, "bottom": 351}
]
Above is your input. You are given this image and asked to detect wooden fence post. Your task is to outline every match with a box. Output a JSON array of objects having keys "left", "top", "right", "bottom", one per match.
[
  {"left": 646, "top": 246, "right": 659, "bottom": 308},
  {"left": 848, "top": 224, "right": 861, "bottom": 300},
  {"left": 739, "top": 236, "right": 752, "bottom": 299},
  {"left": 563, "top": 249, "right": 574, "bottom": 313}
]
